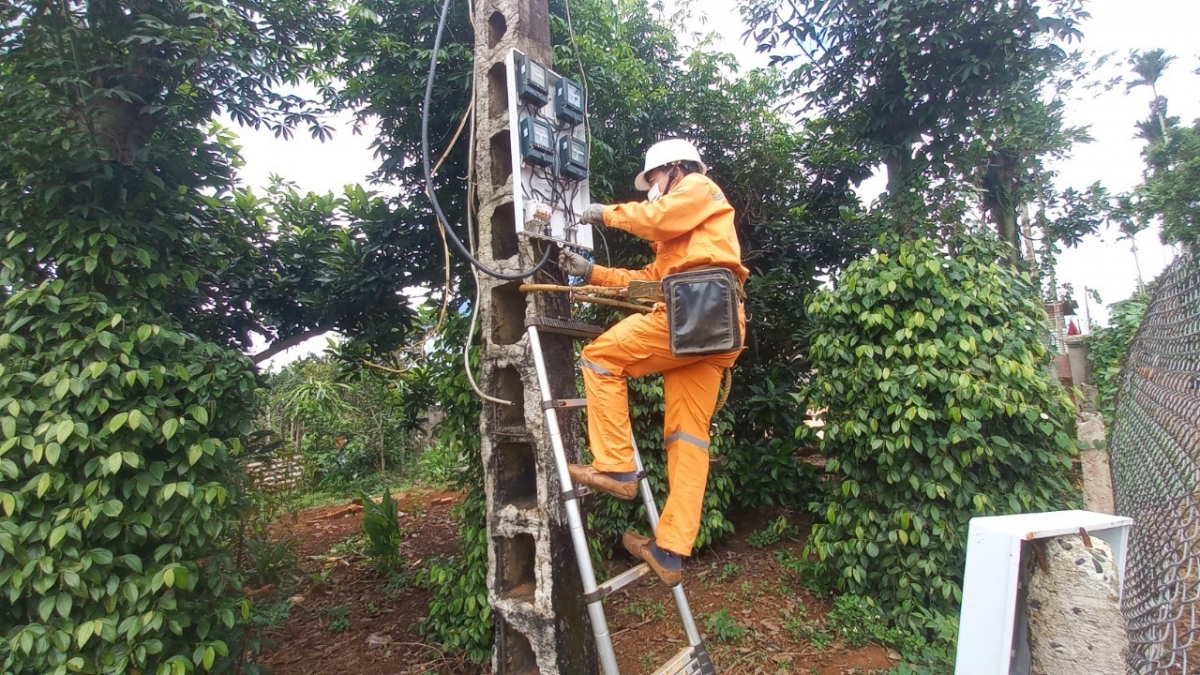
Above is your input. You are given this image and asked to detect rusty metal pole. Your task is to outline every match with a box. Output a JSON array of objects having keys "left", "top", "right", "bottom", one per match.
[{"left": 469, "top": 0, "right": 597, "bottom": 672}]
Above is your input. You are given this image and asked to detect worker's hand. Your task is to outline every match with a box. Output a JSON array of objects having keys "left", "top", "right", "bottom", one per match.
[
  {"left": 581, "top": 204, "right": 606, "bottom": 226},
  {"left": 559, "top": 250, "right": 593, "bottom": 280}
]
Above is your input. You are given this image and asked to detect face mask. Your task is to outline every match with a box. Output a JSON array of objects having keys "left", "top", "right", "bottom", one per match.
[{"left": 647, "top": 181, "right": 663, "bottom": 203}]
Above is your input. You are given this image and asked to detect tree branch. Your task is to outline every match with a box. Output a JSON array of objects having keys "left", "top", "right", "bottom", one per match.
[{"left": 251, "top": 324, "right": 337, "bottom": 364}]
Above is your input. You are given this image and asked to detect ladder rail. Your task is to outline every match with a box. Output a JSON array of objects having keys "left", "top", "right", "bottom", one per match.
[
  {"left": 632, "top": 438, "right": 706, "bottom": 651},
  {"left": 527, "top": 326, "right": 622, "bottom": 675}
]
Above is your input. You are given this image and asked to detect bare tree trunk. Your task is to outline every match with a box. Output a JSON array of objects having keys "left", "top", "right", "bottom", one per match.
[
  {"left": 1021, "top": 203, "right": 1037, "bottom": 261},
  {"left": 1130, "top": 238, "right": 1145, "bottom": 294}
]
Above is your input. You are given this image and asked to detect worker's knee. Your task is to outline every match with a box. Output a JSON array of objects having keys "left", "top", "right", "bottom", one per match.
[{"left": 581, "top": 340, "right": 621, "bottom": 377}]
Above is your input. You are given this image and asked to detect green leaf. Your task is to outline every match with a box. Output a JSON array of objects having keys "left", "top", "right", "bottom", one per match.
[
  {"left": 1, "top": 417, "right": 13, "bottom": 439},
  {"left": 56, "top": 593, "right": 72, "bottom": 618},
  {"left": 109, "top": 413, "right": 129, "bottom": 433},
  {"left": 128, "top": 409, "right": 145, "bottom": 430},
  {"left": 162, "top": 418, "right": 179, "bottom": 441},
  {"left": 76, "top": 620, "right": 95, "bottom": 648},
  {"left": 191, "top": 406, "right": 209, "bottom": 427},
  {"left": 39, "top": 596, "right": 55, "bottom": 621},
  {"left": 56, "top": 420, "right": 74, "bottom": 444},
  {"left": 49, "top": 525, "right": 67, "bottom": 548}
]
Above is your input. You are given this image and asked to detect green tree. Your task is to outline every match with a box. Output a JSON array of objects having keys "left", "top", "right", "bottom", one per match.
[
  {"left": 1139, "top": 120, "right": 1200, "bottom": 250},
  {"left": 0, "top": 2, "right": 430, "bottom": 673},
  {"left": 741, "top": 0, "right": 1093, "bottom": 255},
  {"left": 1127, "top": 48, "right": 1176, "bottom": 136}
]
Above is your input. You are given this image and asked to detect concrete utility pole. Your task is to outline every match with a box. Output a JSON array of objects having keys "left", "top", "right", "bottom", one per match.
[{"left": 470, "top": 0, "right": 597, "bottom": 672}]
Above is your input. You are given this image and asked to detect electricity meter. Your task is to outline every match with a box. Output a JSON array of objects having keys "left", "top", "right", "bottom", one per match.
[
  {"left": 555, "top": 77, "right": 585, "bottom": 126},
  {"left": 519, "top": 116, "right": 555, "bottom": 167},
  {"left": 557, "top": 135, "right": 589, "bottom": 181},
  {"left": 516, "top": 53, "right": 550, "bottom": 107}
]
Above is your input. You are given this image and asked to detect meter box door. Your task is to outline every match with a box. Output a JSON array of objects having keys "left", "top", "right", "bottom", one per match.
[
  {"left": 505, "top": 49, "right": 593, "bottom": 251},
  {"left": 954, "top": 510, "right": 1133, "bottom": 675}
]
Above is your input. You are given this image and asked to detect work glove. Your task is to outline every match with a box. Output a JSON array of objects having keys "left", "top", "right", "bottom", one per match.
[
  {"left": 581, "top": 204, "right": 606, "bottom": 226},
  {"left": 559, "top": 250, "right": 593, "bottom": 281}
]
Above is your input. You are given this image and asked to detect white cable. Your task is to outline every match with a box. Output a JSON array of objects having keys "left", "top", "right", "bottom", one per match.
[{"left": 462, "top": 71, "right": 513, "bottom": 407}]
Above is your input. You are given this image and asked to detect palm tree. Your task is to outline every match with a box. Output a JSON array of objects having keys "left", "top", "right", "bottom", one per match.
[
  {"left": 1111, "top": 195, "right": 1147, "bottom": 294},
  {"left": 1127, "top": 49, "right": 1176, "bottom": 136}
]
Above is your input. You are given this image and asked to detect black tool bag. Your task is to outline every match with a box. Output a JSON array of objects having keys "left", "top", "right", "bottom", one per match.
[{"left": 662, "top": 267, "right": 742, "bottom": 357}]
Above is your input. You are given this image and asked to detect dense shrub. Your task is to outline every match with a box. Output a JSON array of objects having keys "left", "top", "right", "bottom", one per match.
[
  {"left": 803, "top": 233, "right": 1080, "bottom": 628},
  {"left": 0, "top": 292, "right": 257, "bottom": 674},
  {"left": 1087, "top": 293, "right": 1150, "bottom": 427}
]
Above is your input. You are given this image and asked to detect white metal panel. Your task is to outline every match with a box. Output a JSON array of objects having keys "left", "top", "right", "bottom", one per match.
[
  {"left": 506, "top": 49, "right": 593, "bottom": 251},
  {"left": 954, "top": 510, "right": 1133, "bottom": 675}
]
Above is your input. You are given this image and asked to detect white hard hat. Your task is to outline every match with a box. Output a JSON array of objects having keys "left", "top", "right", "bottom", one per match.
[{"left": 634, "top": 138, "right": 707, "bottom": 190}]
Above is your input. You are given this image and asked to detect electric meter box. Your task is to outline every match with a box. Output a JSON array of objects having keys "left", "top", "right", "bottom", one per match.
[
  {"left": 558, "top": 135, "right": 589, "bottom": 181},
  {"left": 515, "top": 53, "right": 550, "bottom": 108},
  {"left": 555, "top": 77, "right": 585, "bottom": 126},
  {"left": 505, "top": 49, "right": 594, "bottom": 250},
  {"left": 519, "top": 116, "right": 555, "bottom": 168}
]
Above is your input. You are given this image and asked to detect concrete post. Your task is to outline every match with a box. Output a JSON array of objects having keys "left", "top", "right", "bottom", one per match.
[
  {"left": 470, "top": 1, "right": 597, "bottom": 672},
  {"left": 1065, "top": 335, "right": 1092, "bottom": 389},
  {"left": 1026, "top": 533, "right": 1127, "bottom": 674}
]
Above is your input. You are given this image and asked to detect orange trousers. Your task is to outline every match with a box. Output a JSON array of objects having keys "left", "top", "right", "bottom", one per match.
[{"left": 580, "top": 306, "right": 743, "bottom": 556}]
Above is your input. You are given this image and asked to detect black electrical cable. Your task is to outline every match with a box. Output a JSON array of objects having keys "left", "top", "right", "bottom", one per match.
[{"left": 422, "top": 0, "right": 553, "bottom": 280}]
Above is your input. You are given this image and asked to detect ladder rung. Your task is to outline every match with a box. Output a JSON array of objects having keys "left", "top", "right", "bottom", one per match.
[
  {"left": 583, "top": 563, "right": 653, "bottom": 603},
  {"left": 652, "top": 645, "right": 704, "bottom": 675},
  {"left": 562, "top": 485, "right": 592, "bottom": 501},
  {"left": 543, "top": 398, "right": 588, "bottom": 410},
  {"left": 526, "top": 316, "right": 607, "bottom": 339}
]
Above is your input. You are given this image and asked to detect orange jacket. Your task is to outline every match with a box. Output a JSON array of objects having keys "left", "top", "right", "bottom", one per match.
[{"left": 588, "top": 173, "right": 749, "bottom": 286}]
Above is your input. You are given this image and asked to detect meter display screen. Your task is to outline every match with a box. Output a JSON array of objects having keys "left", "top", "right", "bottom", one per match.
[
  {"left": 570, "top": 141, "right": 586, "bottom": 163},
  {"left": 533, "top": 124, "right": 551, "bottom": 150},
  {"left": 567, "top": 84, "right": 582, "bottom": 107},
  {"left": 529, "top": 62, "right": 547, "bottom": 89}
]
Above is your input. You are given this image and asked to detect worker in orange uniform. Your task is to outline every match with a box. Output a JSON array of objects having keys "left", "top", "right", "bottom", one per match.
[{"left": 558, "top": 138, "right": 748, "bottom": 587}]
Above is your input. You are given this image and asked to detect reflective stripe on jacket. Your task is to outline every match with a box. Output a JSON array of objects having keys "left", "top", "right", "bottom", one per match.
[{"left": 588, "top": 173, "right": 749, "bottom": 286}]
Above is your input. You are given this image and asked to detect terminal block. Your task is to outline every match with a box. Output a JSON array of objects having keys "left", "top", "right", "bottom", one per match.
[{"left": 524, "top": 201, "right": 553, "bottom": 234}]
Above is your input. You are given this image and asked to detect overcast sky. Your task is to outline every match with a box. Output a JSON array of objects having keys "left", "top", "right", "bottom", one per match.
[{"left": 236, "top": 0, "right": 1200, "bottom": 364}]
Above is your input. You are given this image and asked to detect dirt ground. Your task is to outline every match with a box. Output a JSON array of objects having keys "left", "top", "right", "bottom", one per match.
[{"left": 255, "top": 491, "right": 898, "bottom": 675}]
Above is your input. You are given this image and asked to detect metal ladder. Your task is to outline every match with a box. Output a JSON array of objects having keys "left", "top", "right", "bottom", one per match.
[{"left": 526, "top": 317, "right": 716, "bottom": 675}]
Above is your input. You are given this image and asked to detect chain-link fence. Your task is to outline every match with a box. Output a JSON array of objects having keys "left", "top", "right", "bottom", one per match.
[{"left": 1109, "top": 250, "right": 1200, "bottom": 674}]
